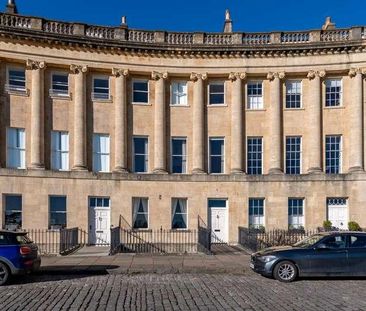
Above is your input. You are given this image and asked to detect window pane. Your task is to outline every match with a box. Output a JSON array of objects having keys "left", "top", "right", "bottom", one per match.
[
  {"left": 247, "top": 138, "right": 262, "bottom": 174},
  {"left": 49, "top": 196, "right": 67, "bottom": 229},
  {"left": 210, "top": 139, "right": 224, "bottom": 173},
  {"left": 285, "top": 136, "right": 301, "bottom": 174},
  {"left": 133, "top": 198, "right": 149, "bottom": 229},
  {"left": 4, "top": 195, "right": 22, "bottom": 230},
  {"left": 325, "top": 135, "right": 341, "bottom": 174},
  {"left": 172, "top": 199, "right": 187, "bottom": 229},
  {"left": 9, "top": 69, "right": 26, "bottom": 88},
  {"left": 52, "top": 74, "right": 68, "bottom": 93}
]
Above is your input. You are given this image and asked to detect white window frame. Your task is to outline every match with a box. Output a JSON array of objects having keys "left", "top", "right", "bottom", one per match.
[
  {"left": 285, "top": 80, "right": 302, "bottom": 109},
  {"left": 325, "top": 78, "right": 343, "bottom": 107},
  {"left": 170, "top": 81, "right": 188, "bottom": 106},
  {"left": 248, "top": 198, "right": 265, "bottom": 229},
  {"left": 247, "top": 81, "right": 264, "bottom": 110},
  {"left": 208, "top": 81, "right": 225, "bottom": 106},
  {"left": 3, "top": 194, "right": 22, "bottom": 231},
  {"left": 51, "top": 131, "right": 69, "bottom": 171},
  {"left": 6, "top": 127, "right": 26, "bottom": 169},
  {"left": 288, "top": 198, "right": 305, "bottom": 229},
  {"left": 171, "top": 137, "right": 187, "bottom": 174},
  {"left": 132, "top": 79, "right": 149, "bottom": 105},
  {"left": 6, "top": 66, "right": 27, "bottom": 95},
  {"left": 171, "top": 198, "right": 188, "bottom": 230},
  {"left": 208, "top": 137, "right": 225, "bottom": 174},
  {"left": 92, "top": 75, "right": 110, "bottom": 101},
  {"left": 247, "top": 137, "right": 263, "bottom": 175},
  {"left": 92, "top": 134, "right": 110, "bottom": 173},
  {"left": 49, "top": 195, "right": 67, "bottom": 230},
  {"left": 132, "top": 197, "right": 149, "bottom": 230},
  {"left": 132, "top": 136, "right": 149, "bottom": 173},
  {"left": 50, "top": 72, "right": 69, "bottom": 98},
  {"left": 285, "top": 136, "right": 302, "bottom": 175},
  {"left": 325, "top": 135, "right": 342, "bottom": 174}
]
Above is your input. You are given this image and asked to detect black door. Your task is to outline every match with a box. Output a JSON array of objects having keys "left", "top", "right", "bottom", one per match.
[
  {"left": 347, "top": 234, "right": 366, "bottom": 276},
  {"left": 307, "top": 234, "right": 348, "bottom": 275}
]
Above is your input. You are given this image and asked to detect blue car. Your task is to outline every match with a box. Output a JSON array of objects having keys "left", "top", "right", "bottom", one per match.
[{"left": 0, "top": 230, "right": 41, "bottom": 285}]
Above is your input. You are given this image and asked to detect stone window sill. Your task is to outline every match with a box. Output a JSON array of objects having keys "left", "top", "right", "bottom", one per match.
[
  {"left": 246, "top": 108, "right": 266, "bottom": 112},
  {"left": 92, "top": 96, "right": 113, "bottom": 103},
  {"left": 132, "top": 102, "right": 151, "bottom": 106},
  {"left": 6, "top": 88, "right": 29, "bottom": 97},
  {"left": 170, "top": 104, "right": 190, "bottom": 107},
  {"left": 207, "top": 104, "right": 228, "bottom": 107},
  {"left": 323, "top": 106, "right": 344, "bottom": 110},
  {"left": 50, "top": 93, "right": 72, "bottom": 101},
  {"left": 284, "top": 108, "right": 305, "bottom": 111}
]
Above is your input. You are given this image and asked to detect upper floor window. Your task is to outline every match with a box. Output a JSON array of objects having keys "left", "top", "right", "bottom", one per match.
[
  {"left": 247, "top": 81, "right": 263, "bottom": 109},
  {"left": 288, "top": 198, "right": 304, "bottom": 229},
  {"left": 171, "top": 81, "right": 187, "bottom": 105},
  {"left": 133, "top": 137, "right": 148, "bottom": 173},
  {"left": 208, "top": 82, "right": 225, "bottom": 105},
  {"left": 285, "top": 80, "right": 302, "bottom": 108},
  {"left": 249, "top": 198, "right": 264, "bottom": 229},
  {"left": 7, "top": 128, "right": 25, "bottom": 169},
  {"left": 325, "top": 135, "right": 342, "bottom": 174},
  {"left": 325, "top": 79, "right": 342, "bottom": 107},
  {"left": 7, "top": 68, "right": 26, "bottom": 92},
  {"left": 51, "top": 131, "right": 69, "bottom": 171},
  {"left": 172, "top": 198, "right": 188, "bottom": 229},
  {"left": 132, "top": 198, "right": 149, "bottom": 229},
  {"left": 132, "top": 80, "right": 149, "bottom": 104},
  {"left": 93, "top": 134, "right": 110, "bottom": 172},
  {"left": 285, "top": 136, "right": 301, "bottom": 175},
  {"left": 51, "top": 73, "right": 69, "bottom": 97},
  {"left": 4, "top": 195, "right": 22, "bottom": 231},
  {"left": 247, "top": 137, "right": 263, "bottom": 175},
  {"left": 171, "top": 138, "right": 187, "bottom": 174},
  {"left": 49, "top": 196, "right": 67, "bottom": 230},
  {"left": 209, "top": 138, "right": 224, "bottom": 174},
  {"left": 92, "top": 77, "right": 110, "bottom": 100}
]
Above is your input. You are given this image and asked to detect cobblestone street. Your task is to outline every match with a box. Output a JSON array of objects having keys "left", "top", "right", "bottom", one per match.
[{"left": 1, "top": 271, "right": 366, "bottom": 311}]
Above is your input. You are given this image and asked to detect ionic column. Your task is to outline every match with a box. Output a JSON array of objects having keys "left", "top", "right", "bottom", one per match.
[
  {"left": 307, "top": 70, "right": 326, "bottom": 173},
  {"left": 112, "top": 68, "right": 129, "bottom": 173},
  {"left": 190, "top": 72, "right": 207, "bottom": 174},
  {"left": 70, "top": 64, "right": 88, "bottom": 171},
  {"left": 348, "top": 68, "right": 364, "bottom": 172},
  {"left": 27, "top": 60, "right": 46, "bottom": 169},
  {"left": 229, "top": 72, "right": 246, "bottom": 174},
  {"left": 267, "top": 72, "right": 285, "bottom": 174},
  {"left": 152, "top": 71, "right": 168, "bottom": 173}
]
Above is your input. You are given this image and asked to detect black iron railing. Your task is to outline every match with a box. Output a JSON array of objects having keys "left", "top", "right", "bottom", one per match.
[
  {"left": 198, "top": 217, "right": 212, "bottom": 254},
  {"left": 110, "top": 226, "right": 121, "bottom": 255},
  {"left": 60, "top": 227, "right": 81, "bottom": 255},
  {"left": 238, "top": 227, "right": 319, "bottom": 252}
]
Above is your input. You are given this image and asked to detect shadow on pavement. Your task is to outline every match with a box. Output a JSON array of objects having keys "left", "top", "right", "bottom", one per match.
[{"left": 5, "top": 265, "right": 119, "bottom": 285}]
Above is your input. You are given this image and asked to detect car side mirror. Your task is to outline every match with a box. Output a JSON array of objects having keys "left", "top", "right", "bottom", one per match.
[{"left": 316, "top": 243, "right": 328, "bottom": 250}]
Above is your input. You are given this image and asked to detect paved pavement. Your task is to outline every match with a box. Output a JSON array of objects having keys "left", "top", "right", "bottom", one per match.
[{"left": 1, "top": 272, "right": 366, "bottom": 310}]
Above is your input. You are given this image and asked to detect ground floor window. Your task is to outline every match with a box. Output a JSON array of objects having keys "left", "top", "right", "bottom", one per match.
[
  {"left": 288, "top": 198, "right": 304, "bottom": 229},
  {"left": 172, "top": 198, "right": 187, "bottom": 229},
  {"left": 4, "top": 195, "right": 22, "bottom": 230},
  {"left": 249, "top": 198, "right": 264, "bottom": 229},
  {"left": 132, "top": 198, "right": 149, "bottom": 229},
  {"left": 49, "top": 196, "right": 67, "bottom": 229}
]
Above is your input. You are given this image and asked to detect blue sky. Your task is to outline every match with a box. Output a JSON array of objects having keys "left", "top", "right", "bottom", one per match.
[{"left": 4, "top": 0, "right": 366, "bottom": 32}]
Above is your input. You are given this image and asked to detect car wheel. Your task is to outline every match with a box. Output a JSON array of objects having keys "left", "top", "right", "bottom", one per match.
[
  {"left": 273, "top": 261, "right": 297, "bottom": 282},
  {"left": 0, "top": 262, "right": 10, "bottom": 286}
]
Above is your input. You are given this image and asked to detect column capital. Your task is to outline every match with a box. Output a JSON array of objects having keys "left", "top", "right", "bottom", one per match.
[
  {"left": 70, "top": 64, "right": 88, "bottom": 74},
  {"left": 348, "top": 68, "right": 366, "bottom": 78},
  {"left": 307, "top": 70, "right": 326, "bottom": 80},
  {"left": 228, "top": 72, "right": 247, "bottom": 81},
  {"left": 26, "top": 59, "right": 46, "bottom": 70},
  {"left": 112, "top": 68, "right": 129, "bottom": 77},
  {"left": 267, "top": 71, "right": 285, "bottom": 81},
  {"left": 190, "top": 72, "right": 207, "bottom": 81},
  {"left": 151, "top": 71, "right": 168, "bottom": 80}
]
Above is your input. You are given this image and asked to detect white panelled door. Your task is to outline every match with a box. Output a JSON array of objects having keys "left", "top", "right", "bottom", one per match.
[
  {"left": 89, "top": 198, "right": 111, "bottom": 245},
  {"left": 327, "top": 198, "right": 348, "bottom": 230},
  {"left": 208, "top": 199, "right": 228, "bottom": 243}
]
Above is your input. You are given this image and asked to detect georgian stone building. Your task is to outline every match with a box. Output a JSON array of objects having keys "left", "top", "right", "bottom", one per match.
[{"left": 0, "top": 2, "right": 365, "bottom": 244}]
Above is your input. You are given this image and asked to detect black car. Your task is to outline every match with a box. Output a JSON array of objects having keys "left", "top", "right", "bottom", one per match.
[
  {"left": 250, "top": 231, "right": 366, "bottom": 282},
  {"left": 0, "top": 231, "right": 41, "bottom": 285}
]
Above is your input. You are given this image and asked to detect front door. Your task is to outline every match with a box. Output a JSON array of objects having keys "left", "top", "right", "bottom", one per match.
[
  {"left": 327, "top": 198, "right": 348, "bottom": 230},
  {"left": 89, "top": 197, "right": 111, "bottom": 246},
  {"left": 208, "top": 199, "right": 228, "bottom": 243}
]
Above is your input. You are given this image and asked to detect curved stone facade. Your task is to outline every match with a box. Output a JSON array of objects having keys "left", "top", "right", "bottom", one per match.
[{"left": 0, "top": 9, "right": 366, "bottom": 243}]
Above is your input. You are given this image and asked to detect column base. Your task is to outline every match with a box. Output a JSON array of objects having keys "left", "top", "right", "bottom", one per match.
[
  {"left": 28, "top": 163, "right": 45, "bottom": 170},
  {"left": 268, "top": 168, "right": 283, "bottom": 175},
  {"left": 307, "top": 167, "right": 323, "bottom": 174},
  {"left": 152, "top": 168, "right": 168, "bottom": 174},
  {"left": 192, "top": 168, "right": 206, "bottom": 174},
  {"left": 348, "top": 166, "right": 364, "bottom": 173},
  {"left": 72, "top": 165, "right": 88, "bottom": 171},
  {"left": 230, "top": 169, "right": 245, "bottom": 175},
  {"left": 113, "top": 167, "right": 129, "bottom": 174}
]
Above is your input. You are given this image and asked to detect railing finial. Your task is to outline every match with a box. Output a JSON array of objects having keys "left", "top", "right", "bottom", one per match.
[
  {"left": 6, "top": 0, "right": 18, "bottom": 14},
  {"left": 223, "top": 9, "right": 232, "bottom": 33},
  {"left": 322, "top": 16, "right": 336, "bottom": 30},
  {"left": 121, "top": 16, "right": 127, "bottom": 27}
]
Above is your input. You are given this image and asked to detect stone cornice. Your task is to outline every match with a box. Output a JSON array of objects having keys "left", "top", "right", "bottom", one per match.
[
  {"left": 70, "top": 64, "right": 88, "bottom": 74},
  {"left": 26, "top": 59, "right": 46, "bottom": 70}
]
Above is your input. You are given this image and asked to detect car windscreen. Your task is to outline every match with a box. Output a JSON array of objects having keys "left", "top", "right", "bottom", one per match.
[
  {"left": 293, "top": 234, "right": 325, "bottom": 248},
  {"left": 14, "top": 234, "right": 33, "bottom": 244}
]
